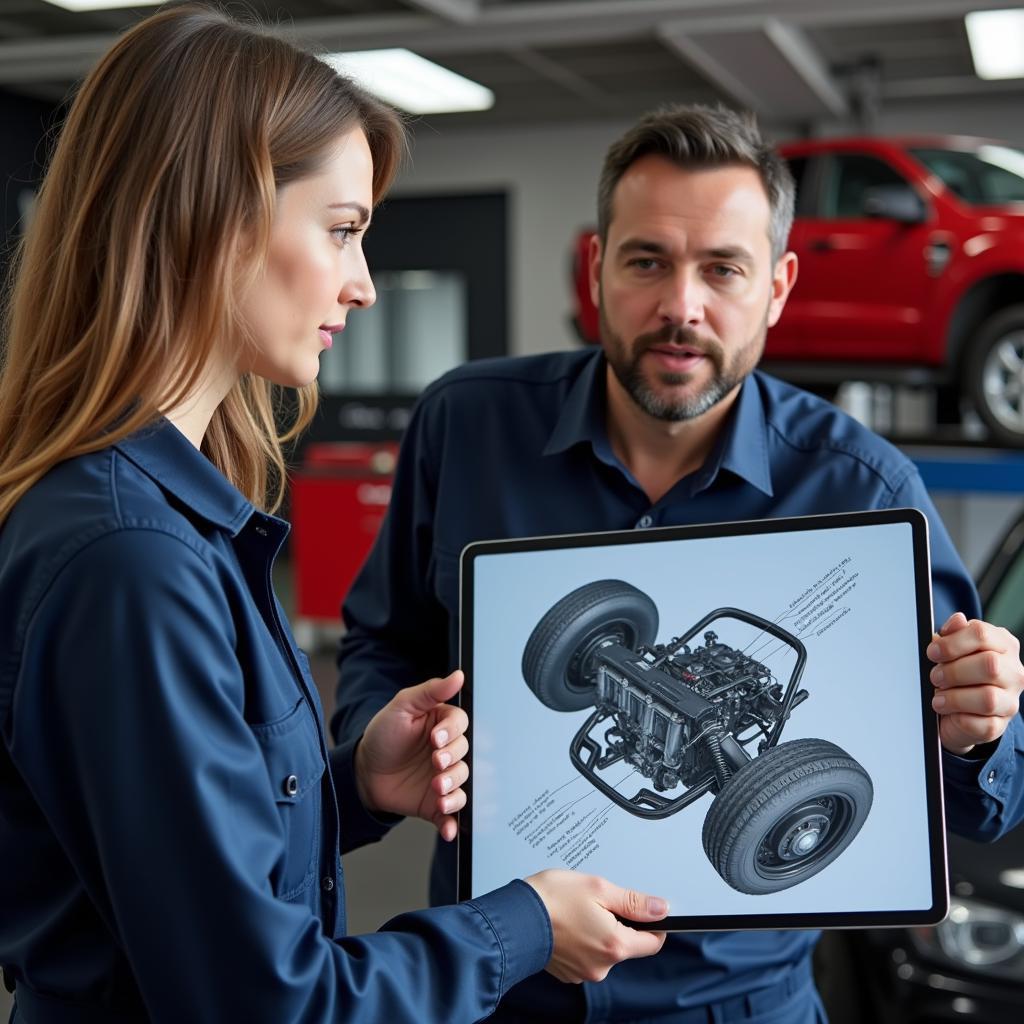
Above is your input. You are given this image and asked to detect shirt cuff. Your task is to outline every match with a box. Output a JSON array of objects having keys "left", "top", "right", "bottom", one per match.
[
  {"left": 466, "top": 879, "right": 553, "bottom": 994},
  {"left": 329, "top": 736, "right": 402, "bottom": 854},
  {"left": 942, "top": 724, "right": 1018, "bottom": 806}
]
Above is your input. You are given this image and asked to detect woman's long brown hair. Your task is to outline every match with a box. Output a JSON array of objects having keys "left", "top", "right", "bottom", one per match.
[{"left": 0, "top": 3, "right": 404, "bottom": 525}]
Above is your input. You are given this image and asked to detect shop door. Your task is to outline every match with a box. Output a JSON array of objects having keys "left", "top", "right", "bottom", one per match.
[{"left": 303, "top": 191, "right": 508, "bottom": 447}]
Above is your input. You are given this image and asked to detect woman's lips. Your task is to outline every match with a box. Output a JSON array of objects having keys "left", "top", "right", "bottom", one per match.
[{"left": 318, "top": 324, "right": 344, "bottom": 348}]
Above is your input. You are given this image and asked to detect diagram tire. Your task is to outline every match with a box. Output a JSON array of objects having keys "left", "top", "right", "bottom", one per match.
[
  {"left": 522, "top": 580, "right": 658, "bottom": 711},
  {"left": 966, "top": 304, "right": 1024, "bottom": 447},
  {"left": 702, "top": 738, "right": 873, "bottom": 895}
]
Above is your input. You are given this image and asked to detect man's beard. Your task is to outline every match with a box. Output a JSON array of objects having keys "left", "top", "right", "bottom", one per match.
[{"left": 599, "top": 302, "right": 767, "bottom": 423}]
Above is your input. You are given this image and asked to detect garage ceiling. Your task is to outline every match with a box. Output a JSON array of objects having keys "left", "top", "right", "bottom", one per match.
[{"left": 0, "top": 0, "right": 1020, "bottom": 130}]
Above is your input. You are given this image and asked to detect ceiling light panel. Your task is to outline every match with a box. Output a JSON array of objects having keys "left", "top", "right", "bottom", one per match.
[
  {"left": 324, "top": 48, "right": 494, "bottom": 114},
  {"left": 966, "top": 9, "right": 1024, "bottom": 80}
]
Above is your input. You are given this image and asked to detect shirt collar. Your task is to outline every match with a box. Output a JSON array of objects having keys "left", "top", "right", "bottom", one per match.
[
  {"left": 542, "top": 350, "right": 773, "bottom": 497},
  {"left": 114, "top": 418, "right": 255, "bottom": 536},
  {"left": 543, "top": 348, "right": 610, "bottom": 458},
  {"left": 701, "top": 372, "right": 774, "bottom": 497}
]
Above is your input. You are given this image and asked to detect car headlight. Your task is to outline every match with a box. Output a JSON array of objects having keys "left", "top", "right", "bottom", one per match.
[{"left": 909, "top": 897, "right": 1024, "bottom": 980}]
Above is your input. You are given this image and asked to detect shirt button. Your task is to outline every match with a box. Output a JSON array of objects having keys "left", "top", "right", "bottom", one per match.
[
  {"left": 987, "top": 770, "right": 997, "bottom": 785},
  {"left": 283, "top": 774, "right": 299, "bottom": 797},
  {"left": 322, "top": 876, "right": 335, "bottom": 893},
  {"left": 636, "top": 514, "right": 653, "bottom": 529}
]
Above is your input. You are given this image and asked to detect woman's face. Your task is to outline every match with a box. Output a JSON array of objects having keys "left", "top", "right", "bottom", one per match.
[{"left": 239, "top": 127, "right": 376, "bottom": 387}]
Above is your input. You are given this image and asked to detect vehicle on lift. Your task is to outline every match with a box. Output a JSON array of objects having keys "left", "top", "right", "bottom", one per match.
[
  {"left": 816, "top": 511, "right": 1024, "bottom": 1023},
  {"left": 522, "top": 580, "right": 873, "bottom": 895},
  {"left": 770, "top": 136, "right": 1024, "bottom": 446},
  {"left": 571, "top": 136, "right": 1024, "bottom": 445}
]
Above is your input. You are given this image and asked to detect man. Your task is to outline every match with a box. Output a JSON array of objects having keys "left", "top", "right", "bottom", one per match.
[{"left": 332, "top": 105, "right": 1024, "bottom": 1023}]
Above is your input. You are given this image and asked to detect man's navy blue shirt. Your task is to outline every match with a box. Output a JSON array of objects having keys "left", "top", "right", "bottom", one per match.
[{"left": 334, "top": 348, "right": 1024, "bottom": 1021}]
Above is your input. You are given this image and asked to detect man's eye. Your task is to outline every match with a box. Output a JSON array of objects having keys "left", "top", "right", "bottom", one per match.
[
  {"left": 710, "top": 264, "right": 738, "bottom": 278},
  {"left": 628, "top": 258, "right": 660, "bottom": 271}
]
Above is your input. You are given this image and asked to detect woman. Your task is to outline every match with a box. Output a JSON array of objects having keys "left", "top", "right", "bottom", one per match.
[{"left": 0, "top": 5, "right": 668, "bottom": 1022}]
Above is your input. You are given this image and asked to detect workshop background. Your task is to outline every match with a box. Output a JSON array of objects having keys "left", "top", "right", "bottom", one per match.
[{"left": 2, "top": 2, "right": 1024, "bottom": 1022}]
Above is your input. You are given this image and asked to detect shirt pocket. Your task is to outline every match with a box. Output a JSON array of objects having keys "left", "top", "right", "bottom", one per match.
[{"left": 250, "top": 697, "right": 325, "bottom": 900}]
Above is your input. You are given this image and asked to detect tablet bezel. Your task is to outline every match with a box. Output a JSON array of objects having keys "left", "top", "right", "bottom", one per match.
[{"left": 457, "top": 508, "right": 947, "bottom": 931}]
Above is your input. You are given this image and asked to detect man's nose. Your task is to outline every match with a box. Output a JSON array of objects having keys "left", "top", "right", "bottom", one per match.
[{"left": 656, "top": 270, "right": 704, "bottom": 327}]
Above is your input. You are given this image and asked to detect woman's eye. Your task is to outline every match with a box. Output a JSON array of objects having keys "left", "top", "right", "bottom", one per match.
[{"left": 331, "top": 226, "right": 361, "bottom": 247}]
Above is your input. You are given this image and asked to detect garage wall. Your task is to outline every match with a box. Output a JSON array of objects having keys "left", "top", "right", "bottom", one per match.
[
  {"left": 823, "top": 94, "right": 1024, "bottom": 148},
  {"left": 394, "top": 119, "right": 628, "bottom": 358},
  {"left": 396, "top": 95, "right": 1024, "bottom": 360}
]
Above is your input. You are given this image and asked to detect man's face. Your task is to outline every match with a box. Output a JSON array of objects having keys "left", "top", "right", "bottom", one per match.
[{"left": 590, "top": 156, "right": 796, "bottom": 422}]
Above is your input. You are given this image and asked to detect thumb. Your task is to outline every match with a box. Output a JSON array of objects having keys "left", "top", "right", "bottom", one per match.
[
  {"left": 398, "top": 670, "right": 464, "bottom": 714},
  {"left": 604, "top": 884, "right": 670, "bottom": 923}
]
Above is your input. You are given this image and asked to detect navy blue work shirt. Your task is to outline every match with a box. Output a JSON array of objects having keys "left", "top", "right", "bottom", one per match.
[
  {"left": 334, "top": 348, "right": 1024, "bottom": 1022},
  {"left": 0, "top": 419, "right": 552, "bottom": 1023}
]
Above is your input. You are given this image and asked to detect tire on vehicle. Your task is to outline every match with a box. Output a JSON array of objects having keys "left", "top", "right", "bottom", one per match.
[
  {"left": 522, "top": 579, "right": 658, "bottom": 711},
  {"left": 702, "top": 738, "right": 873, "bottom": 895},
  {"left": 965, "top": 303, "right": 1024, "bottom": 447}
]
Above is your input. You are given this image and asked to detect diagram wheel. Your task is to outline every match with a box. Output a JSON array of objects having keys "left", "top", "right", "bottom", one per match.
[
  {"left": 702, "top": 738, "right": 873, "bottom": 895},
  {"left": 521, "top": 580, "right": 658, "bottom": 711},
  {"left": 966, "top": 305, "right": 1024, "bottom": 447}
]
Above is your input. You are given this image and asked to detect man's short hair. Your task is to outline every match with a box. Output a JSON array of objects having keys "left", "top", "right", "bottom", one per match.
[{"left": 597, "top": 104, "right": 796, "bottom": 262}]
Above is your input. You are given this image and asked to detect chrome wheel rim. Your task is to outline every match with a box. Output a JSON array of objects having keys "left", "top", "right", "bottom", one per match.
[{"left": 982, "top": 331, "right": 1024, "bottom": 435}]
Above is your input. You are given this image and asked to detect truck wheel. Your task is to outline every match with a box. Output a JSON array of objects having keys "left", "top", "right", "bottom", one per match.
[
  {"left": 521, "top": 580, "right": 658, "bottom": 711},
  {"left": 966, "top": 305, "right": 1024, "bottom": 447},
  {"left": 702, "top": 738, "right": 873, "bottom": 895}
]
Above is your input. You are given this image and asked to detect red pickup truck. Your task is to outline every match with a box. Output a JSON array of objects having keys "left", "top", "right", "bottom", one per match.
[{"left": 572, "top": 136, "right": 1024, "bottom": 446}]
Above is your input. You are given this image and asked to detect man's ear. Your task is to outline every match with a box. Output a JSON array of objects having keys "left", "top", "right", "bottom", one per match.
[
  {"left": 588, "top": 232, "right": 603, "bottom": 309},
  {"left": 767, "top": 251, "right": 798, "bottom": 328}
]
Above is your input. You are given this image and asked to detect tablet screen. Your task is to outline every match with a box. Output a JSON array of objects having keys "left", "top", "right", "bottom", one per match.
[{"left": 458, "top": 509, "right": 946, "bottom": 930}]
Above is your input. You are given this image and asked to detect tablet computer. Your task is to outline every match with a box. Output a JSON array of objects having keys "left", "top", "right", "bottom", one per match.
[{"left": 457, "top": 508, "right": 947, "bottom": 931}]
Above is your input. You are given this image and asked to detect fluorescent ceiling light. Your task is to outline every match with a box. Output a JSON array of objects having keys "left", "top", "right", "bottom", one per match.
[
  {"left": 966, "top": 9, "right": 1024, "bottom": 80},
  {"left": 42, "top": 1, "right": 164, "bottom": 10},
  {"left": 324, "top": 49, "right": 494, "bottom": 114}
]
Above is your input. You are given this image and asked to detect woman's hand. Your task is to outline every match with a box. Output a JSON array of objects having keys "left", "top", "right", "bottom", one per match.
[
  {"left": 354, "top": 670, "right": 467, "bottom": 841},
  {"left": 524, "top": 870, "right": 669, "bottom": 983}
]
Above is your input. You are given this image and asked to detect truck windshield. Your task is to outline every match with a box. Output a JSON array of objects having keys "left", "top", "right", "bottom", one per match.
[{"left": 909, "top": 145, "right": 1024, "bottom": 204}]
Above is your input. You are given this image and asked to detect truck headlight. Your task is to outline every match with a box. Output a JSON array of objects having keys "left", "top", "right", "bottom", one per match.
[{"left": 909, "top": 898, "right": 1024, "bottom": 980}]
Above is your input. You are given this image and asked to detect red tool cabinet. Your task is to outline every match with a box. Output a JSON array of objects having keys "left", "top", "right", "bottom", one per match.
[{"left": 290, "top": 442, "right": 399, "bottom": 628}]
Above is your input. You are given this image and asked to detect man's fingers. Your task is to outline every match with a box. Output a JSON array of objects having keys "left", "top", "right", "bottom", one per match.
[
  {"left": 927, "top": 620, "right": 1012, "bottom": 663},
  {"left": 931, "top": 650, "right": 1011, "bottom": 689},
  {"left": 939, "top": 611, "right": 969, "bottom": 636},
  {"left": 932, "top": 683, "right": 1019, "bottom": 719},
  {"left": 941, "top": 713, "right": 1008, "bottom": 749}
]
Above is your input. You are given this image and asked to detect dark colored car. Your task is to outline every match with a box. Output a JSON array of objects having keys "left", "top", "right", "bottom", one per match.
[{"left": 815, "top": 513, "right": 1024, "bottom": 1023}]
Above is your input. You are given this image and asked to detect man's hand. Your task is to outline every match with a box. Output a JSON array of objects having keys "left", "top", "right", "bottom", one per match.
[
  {"left": 929, "top": 613, "right": 1024, "bottom": 756},
  {"left": 354, "top": 670, "right": 468, "bottom": 841}
]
